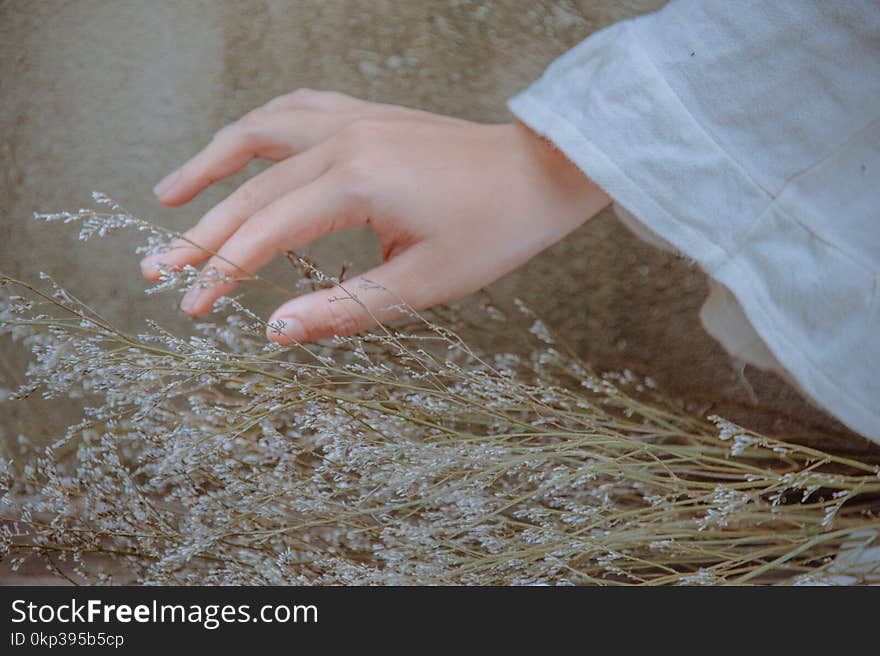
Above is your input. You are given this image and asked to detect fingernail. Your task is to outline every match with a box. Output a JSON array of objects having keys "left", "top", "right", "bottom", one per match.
[
  {"left": 139, "top": 252, "right": 161, "bottom": 274},
  {"left": 180, "top": 288, "right": 202, "bottom": 314},
  {"left": 153, "top": 169, "right": 180, "bottom": 198},
  {"left": 268, "top": 316, "right": 306, "bottom": 343}
]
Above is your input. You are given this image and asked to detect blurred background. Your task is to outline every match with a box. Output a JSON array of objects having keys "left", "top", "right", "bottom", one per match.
[{"left": 0, "top": 0, "right": 864, "bottom": 447}]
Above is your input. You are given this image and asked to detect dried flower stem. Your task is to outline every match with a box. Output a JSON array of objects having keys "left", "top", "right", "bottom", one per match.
[{"left": 1, "top": 197, "right": 878, "bottom": 585}]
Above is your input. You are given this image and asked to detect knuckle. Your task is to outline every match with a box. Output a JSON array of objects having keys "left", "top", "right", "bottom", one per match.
[
  {"left": 177, "top": 161, "right": 203, "bottom": 185},
  {"left": 215, "top": 256, "right": 247, "bottom": 281},
  {"left": 315, "top": 90, "right": 355, "bottom": 107},
  {"left": 253, "top": 225, "right": 281, "bottom": 254},
  {"left": 334, "top": 157, "right": 372, "bottom": 185},
  {"left": 338, "top": 118, "right": 384, "bottom": 150},
  {"left": 332, "top": 159, "right": 375, "bottom": 208},
  {"left": 326, "top": 300, "right": 364, "bottom": 337},
  {"left": 213, "top": 122, "right": 237, "bottom": 140},
  {"left": 229, "top": 179, "right": 263, "bottom": 210},
  {"left": 284, "top": 88, "right": 321, "bottom": 107},
  {"left": 176, "top": 229, "right": 202, "bottom": 250},
  {"left": 284, "top": 88, "right": 356, "bottom": 110},
  {"left": 236, "top": 110, "right": 268, "bottom": 134},
  {"left": 201, "top": 258, "right": 229, "bottom": 280},
  {"left": 243, "top": 214, "right": 279, "bottom": 251}
]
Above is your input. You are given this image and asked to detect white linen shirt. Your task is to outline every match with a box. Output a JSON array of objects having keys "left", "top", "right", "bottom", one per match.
[{"left": 509, "top": 0, "right": 880, "bottom": 443}]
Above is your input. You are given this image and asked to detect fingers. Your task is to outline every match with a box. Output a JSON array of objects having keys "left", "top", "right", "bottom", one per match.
[
  {"left": 178, "top": 170, "right": 363, "bottom": 316},
  {"left": 141, "top": 143, "right": 334, "bottom": 280},
  {"left": 154, "top": 109, "right": 358, "bottom": 206},
  {"left": 154, "top": 89, "right": 377, "bottom": 206},
  {"left": 266, "top": 245, "right": 437, "bottom": 345}
]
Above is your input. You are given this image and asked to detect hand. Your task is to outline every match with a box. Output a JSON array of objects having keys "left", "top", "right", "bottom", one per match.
[{"left": 141, "top": 89, "right": 610, "bottom": 344}]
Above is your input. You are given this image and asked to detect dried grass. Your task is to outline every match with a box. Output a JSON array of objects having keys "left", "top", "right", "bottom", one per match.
[{"left": 1, "top": 195, "right": 878, "bottom": 585}]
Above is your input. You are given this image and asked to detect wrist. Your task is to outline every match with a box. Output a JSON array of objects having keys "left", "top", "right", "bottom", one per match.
[{"left": 511, "top": 120, "right": 612, "bottom": 226}]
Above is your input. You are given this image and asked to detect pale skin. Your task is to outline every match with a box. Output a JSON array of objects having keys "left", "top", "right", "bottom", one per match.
[{"left": 141, "top": 89, "right": 611, "bottom": 344}]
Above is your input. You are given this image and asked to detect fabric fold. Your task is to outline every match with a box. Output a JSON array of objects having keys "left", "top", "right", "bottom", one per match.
[{"left": 508, "top": 1, "right": 880, "bottom": 441}]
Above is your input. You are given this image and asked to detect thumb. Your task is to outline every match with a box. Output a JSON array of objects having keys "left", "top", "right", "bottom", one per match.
[{"left": 266, "top": 248, "right": 434, "bottom": 345}]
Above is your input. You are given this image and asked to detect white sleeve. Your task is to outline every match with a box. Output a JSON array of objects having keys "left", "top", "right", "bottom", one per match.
[{"left": 508, "top": 0, "right": 880, "bottom": 443}]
